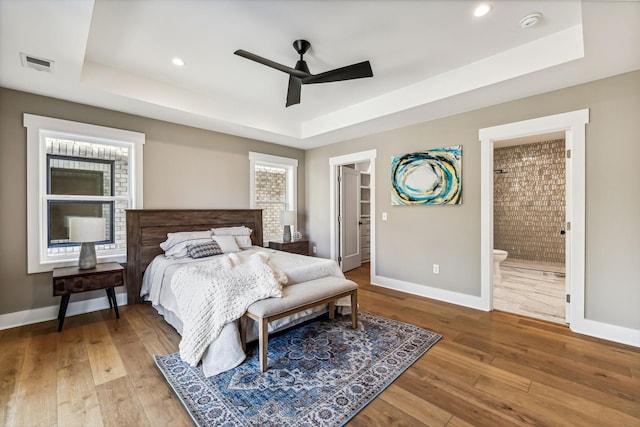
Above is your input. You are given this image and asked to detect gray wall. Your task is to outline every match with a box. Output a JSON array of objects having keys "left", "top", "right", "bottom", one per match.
[
  {"left": 0, "top": 88, "right": 305, "bottom": 315},
  {"left": 305, "top": 70, "right": 640, "bottom": 330}
]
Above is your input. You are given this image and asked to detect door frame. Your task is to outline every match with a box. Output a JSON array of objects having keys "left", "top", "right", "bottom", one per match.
[
  {"left": 478, "top": 109, "right": 589, "bottom": 327},
  {"left": 329, "top": 150, "right": 377, "bottom": 274}
]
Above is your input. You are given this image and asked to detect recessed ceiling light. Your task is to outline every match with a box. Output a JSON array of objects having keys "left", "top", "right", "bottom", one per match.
[
  {"left": 474, "top": 4, "right": 492, "bottom": 17},
  {"left": 172, "top": 57, "right": 185, "bottom": 67}
]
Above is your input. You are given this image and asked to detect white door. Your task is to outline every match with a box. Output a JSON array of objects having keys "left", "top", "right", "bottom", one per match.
[
  {"left": 339, "top": 166, "right": 361, "bottom": 272},
  {"left": 564, "top": 138, "right": 571, "bottom": 323}
]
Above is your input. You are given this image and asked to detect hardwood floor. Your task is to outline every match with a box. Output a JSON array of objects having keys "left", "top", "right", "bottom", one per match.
[{"left": 2, "top": 264, "right": 639, "bottom": 426}]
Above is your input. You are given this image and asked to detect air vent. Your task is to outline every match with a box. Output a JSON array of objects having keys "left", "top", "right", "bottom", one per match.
[{"left": 20, "top": 53, "right": 55, "bottom": 73}]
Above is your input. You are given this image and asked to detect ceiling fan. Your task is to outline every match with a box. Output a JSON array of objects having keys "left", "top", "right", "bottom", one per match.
[{"left": 234, "top": 39, "right": 373, "bottom": 107}]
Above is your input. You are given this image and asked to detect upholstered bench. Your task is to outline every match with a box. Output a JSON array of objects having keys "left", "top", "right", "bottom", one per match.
[{"left": 240, "top": 276, "right": 358, "bottom": 372}]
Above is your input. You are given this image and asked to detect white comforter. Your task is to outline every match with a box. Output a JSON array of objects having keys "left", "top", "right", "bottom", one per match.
[
  {"left": 172, "top": 251, "right": 286, "bottom": 366},
  {"left": 141, "top": 247, "right": 346, "bottom": 376}
]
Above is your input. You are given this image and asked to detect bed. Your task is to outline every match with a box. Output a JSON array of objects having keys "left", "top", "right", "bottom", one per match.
[{"left": 125, "top": 209, "right": 347, "bottom": 376}]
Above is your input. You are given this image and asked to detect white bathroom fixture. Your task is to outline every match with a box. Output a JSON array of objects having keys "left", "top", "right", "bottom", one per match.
[{"left": 493, "top": 249, "right": 508, "bottom": 279}]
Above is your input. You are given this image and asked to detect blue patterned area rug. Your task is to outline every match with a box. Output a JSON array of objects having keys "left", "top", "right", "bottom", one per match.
[{"left": 154, "top": 311, "right": 441, "bottom": 427}]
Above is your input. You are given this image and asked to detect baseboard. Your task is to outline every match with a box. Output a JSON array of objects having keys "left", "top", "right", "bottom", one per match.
[
  {"left": 370, "top": 274, "right": 485, "bottom": 311},
  {"left": 570, "top": 318, "right": 640, "bottom": 348},
  {"left": 371, "top": 274, "right": 639, "bottom": 348},
  {"left": 0, "top": 292, "right": 128, "bottom": 331}
]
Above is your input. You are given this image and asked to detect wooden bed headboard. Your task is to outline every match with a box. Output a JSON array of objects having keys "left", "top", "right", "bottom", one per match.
[{"left": 126, "top": 209, "right": 263, "bottom": 304}]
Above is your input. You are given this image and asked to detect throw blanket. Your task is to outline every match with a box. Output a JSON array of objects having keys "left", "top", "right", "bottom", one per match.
[{"left": 171, "top": 252, "right": 287, "bottom": 366}]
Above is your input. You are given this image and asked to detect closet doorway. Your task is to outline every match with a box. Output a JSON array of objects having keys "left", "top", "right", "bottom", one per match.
[{"left": 329, "top": 150, "right": 377, "bottom": 274}]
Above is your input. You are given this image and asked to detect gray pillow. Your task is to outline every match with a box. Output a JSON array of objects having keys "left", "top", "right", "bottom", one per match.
[{"left": 186, "top": 241, "right": 223, "bottom": 258}]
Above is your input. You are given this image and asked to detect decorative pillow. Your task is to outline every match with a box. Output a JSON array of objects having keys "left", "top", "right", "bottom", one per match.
[
  {"left": 160, "top": 231, "right": 211, "bottom": 251},
  {"left": 211, "top": 226, "right": 252, "bottom": 236},
  {"left": 186, "top": 241, "right": 223, "bottom": 259},
  {"left": 211, "top": 235, "right": 241, "bottom": 253},
  {"left": 234, "top": 235, "right": 253, "bottom": 249},
  {"left": 164, "top": 238, "right": 212, "bottom": 259}
]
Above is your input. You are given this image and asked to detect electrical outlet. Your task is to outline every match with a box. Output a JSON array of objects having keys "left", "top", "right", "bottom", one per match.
[
  {"left": 433, "top": 264, "right": 440, "bottom": 274},
  {"left": 312, "top": 246, "right": 317, "bottom": 254},
  {"left": 382, "top": 212, "right": 388, "bottom": 221}
]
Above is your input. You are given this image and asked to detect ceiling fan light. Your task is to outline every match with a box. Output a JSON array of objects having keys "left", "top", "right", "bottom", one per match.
[{"left": 474, "top": 4, "right": 492, "bottom": 17}]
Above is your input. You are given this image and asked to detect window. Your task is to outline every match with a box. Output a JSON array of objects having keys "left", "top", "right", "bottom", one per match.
[
  {"left": 25, "top": 114, "right": 144, "bottom": 273},
  {"left": 47, "top": 155, "right": 115, "bottom": 248},
  {"left": 249, "top": 152, "right": 298, "bottom": 243}
]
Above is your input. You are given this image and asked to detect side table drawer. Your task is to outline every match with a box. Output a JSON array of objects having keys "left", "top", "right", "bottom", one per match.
[
  {"left": 54, "top": 270, "right": 124, "bottom": 295},
  {"left": 286, "top": 241, "right": 308, "bottom": 255},
  {"left": 268, "top": 240, "right": 309, "bottom": 256}
]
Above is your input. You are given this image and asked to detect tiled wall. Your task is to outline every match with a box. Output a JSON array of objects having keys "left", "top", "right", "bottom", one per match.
[{"left": 494, "top": 139, "right": 565, "bottom": 264}]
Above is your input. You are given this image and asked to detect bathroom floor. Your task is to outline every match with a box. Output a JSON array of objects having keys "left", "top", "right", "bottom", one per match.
[{"left": 493, "top": 259, "right": 566, "bottom": 324}]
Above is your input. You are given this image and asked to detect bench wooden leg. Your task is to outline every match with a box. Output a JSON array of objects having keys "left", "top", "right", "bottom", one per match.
[
  {"left": 239, "top": 315, "right": 247, "bottom": 352},
  {"left": 351, "top": 290, "right": 358, "bottom": 328},
  {"left": 328, "top": 301, "right": 335, "bottom": 319},
  {"left": 259, "top": 318, "right": 269, "bottom": 372}
]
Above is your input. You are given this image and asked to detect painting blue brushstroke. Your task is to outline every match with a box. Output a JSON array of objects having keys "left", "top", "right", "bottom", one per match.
[{"left": 391, "top": 146, "right": 462, "bottom": 205}]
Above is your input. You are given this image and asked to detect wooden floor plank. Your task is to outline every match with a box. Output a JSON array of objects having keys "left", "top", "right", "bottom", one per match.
[
  {"left": 378, "top": 383, "right": 453, "bottom": 425},
  {"left": 491, "top": 354, "right": 640, "bottom": 418},
  {"left": 474, "top": 375, "right": 605, "bottom": 427},
  {"left": 445, "top": 416, "right": 476, "bottom": 427},
  {"left": 96, "top": 376, "right": 151, "bottom": 427},
  {"left": 528, "top": 380, "right": 640, "bottom": 427},
  {"left": 0, "top": 330, "right": 28, "bottom": 426},
  {"left": 8, "top": 330, "right": 58, "bottom": 427},
  {"left": 57, "top": 360, "right": 104, "bottom": 427},
  {"left": 123, "top": 304, "right": 181, "bottom": 355},
  {"left": 83, "top": 322, "right": 127, "bottom": 386},
  {"left": 56, "top": 325, "right": 104, "bottom": 427},
  {"left": 429, "top": 345, "right": 532, "bottom": 392},
  {"left": 351, "top": 396, "right": 428, "bottom": 426}
]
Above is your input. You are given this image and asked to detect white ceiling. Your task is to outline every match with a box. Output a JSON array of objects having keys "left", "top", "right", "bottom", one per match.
[{"left": 1, "top": 0, "right": 639, "bottom": 149}]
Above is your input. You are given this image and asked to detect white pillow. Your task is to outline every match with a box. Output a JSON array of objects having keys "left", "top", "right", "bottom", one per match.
[
  {"left": 211, "top": 226, "right": 252, "bottom": 236},
  {"left": 211, "top": 235, "right": 241, "bottom": 253},
  {"left": 234, "top": 235, "right": 253, "bottom": 249},
  {"left": 164, "top": 238, "right": 212, "bottom": 259},
  {"left": 160, "top": 231, "right": 211, "bottom": 251}
]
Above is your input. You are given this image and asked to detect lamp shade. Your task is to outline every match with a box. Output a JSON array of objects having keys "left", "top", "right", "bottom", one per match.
[
  {"left": 69, "top": 217, "right": 106, "bottom": 243},
  {"left": 279, "top": 211, "right": 296, "bottom": 225}
]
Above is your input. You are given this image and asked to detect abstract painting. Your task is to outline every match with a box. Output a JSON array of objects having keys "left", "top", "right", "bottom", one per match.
[{"left": 391, "top": 145, "right": 462, "bottom": 205}]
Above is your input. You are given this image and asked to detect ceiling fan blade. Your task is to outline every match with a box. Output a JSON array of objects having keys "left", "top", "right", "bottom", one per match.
[
  {"left": 302, "top": 61, "right": 373, "bottom": 85},
  {"left": 234, "top": 49, "right": 310, "bottom": 79},
  {"left": 286, "top": 76, "right": 302, "bottom": 107}
]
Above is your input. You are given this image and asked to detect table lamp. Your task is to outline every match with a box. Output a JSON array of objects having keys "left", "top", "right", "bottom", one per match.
[
  {"left": 279, "top": 211, "right": 296, "bottom": 242},
  {"left": 69, "top": 217, "right": 106, "bottom": 269}
]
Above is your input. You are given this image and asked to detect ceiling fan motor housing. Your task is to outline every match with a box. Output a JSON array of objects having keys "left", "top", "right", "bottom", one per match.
[{"left": 293, "top": 39, "right": 311, "bottom": 56}]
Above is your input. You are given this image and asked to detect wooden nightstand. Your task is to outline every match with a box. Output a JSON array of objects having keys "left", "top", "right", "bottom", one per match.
[
  {"left": 53, "top": 262, "right": 124, "bottom": 331},
  {"left": 268, "top": 239, "right": 310, "bottom": 256}
]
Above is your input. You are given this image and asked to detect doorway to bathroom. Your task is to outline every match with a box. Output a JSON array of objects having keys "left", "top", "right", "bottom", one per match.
[
  {"left": 479, "top": 109, "right": 589, "bottom": 329},
  {"left": 492, "top": 133, "right": 567, "bottom": 324}
]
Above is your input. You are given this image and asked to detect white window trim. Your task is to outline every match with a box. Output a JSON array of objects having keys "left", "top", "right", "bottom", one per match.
[
  {"left": 249, "top": 152, "right": 298, "bottom": 242},
  {"left": 24, "top": 114, "right": 144, "bottom": 273}
]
